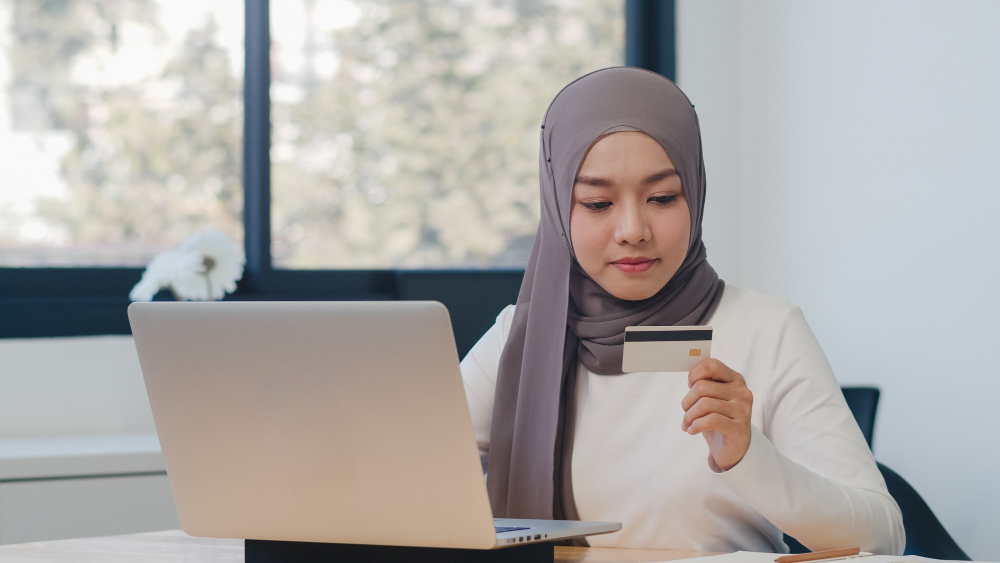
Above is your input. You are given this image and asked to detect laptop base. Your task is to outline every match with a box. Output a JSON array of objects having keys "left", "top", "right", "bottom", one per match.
[{"left": 245, "top": 538, "right": 554, "bottom": 563}]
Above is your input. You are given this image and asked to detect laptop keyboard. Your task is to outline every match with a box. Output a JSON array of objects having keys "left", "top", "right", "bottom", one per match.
[{"left": 495, "top": 526, "right": 531, "bottom": 533}]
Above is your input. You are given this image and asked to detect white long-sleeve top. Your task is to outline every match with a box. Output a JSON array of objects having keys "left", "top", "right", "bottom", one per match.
[{"left": 460, "top": 285, "right": 905, "bottom": 554}]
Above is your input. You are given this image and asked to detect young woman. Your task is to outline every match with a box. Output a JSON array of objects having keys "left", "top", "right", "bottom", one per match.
[{"left": 460, "top": 67, "right": 905, "bottom": 554}]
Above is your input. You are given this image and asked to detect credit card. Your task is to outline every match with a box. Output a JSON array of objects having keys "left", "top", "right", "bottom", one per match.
[{"left": 621, "top": 326, "right": 713, "bottom": 373}]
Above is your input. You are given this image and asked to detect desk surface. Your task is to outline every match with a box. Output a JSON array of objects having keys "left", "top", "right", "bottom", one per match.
[{"left": 0, "top": 530, "right": 716, "bottom": 562}]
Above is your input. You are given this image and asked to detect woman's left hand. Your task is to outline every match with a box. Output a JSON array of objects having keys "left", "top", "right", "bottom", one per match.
[{"left": 680, "top": 358, "right": 753, "bottom": 471}]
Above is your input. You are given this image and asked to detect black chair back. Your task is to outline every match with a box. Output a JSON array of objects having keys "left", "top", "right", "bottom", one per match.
[
  {"left": 786, "top": 387, "right": 969, "bottom": 559},
  {"left": 841, "top": 386, "right": 880, "bottom": 449},
  {"left": 877, "top": 462, "right": 970, "bottom": 560},
  {"left": 785, "top": 386, "right": 881, "bottom": 553},
  {"left": 789, "top": 462, "right": 971, "bottom": 558},
  {"left": 395, "top": 270, "right": 522, "bottom": 358}
]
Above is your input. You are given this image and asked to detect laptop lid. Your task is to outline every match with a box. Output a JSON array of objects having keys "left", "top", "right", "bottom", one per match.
[{"left": 129, "top": 301, "right": 499, "bottom": 549}]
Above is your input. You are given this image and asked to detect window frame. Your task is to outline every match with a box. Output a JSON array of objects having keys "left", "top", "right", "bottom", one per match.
[{"left": 0, "top": 0, "right": 674, "bottom": 340}]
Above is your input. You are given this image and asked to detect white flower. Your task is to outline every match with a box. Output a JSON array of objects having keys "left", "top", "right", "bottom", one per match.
[
  {"left": 129, "top": 249, "right": 204, "bottom": 301},
  {"left": 130, "top": 230, "right": 245, "bottom": 302},
  {"left": 171, "top": 230, "right": 245, "bottom": 301}
]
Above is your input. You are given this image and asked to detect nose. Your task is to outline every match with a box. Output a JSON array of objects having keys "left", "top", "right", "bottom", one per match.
[{"left": 614, "top": 201, "right": 652, "bottom": 245}]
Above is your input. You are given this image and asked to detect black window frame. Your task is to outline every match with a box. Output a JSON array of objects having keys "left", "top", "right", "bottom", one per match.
[{"left": 0, "top": 0, "right": 675, "bottom": 351}]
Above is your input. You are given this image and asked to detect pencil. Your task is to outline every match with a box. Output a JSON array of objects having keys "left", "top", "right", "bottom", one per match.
[{"left": 774, "top": 547, "right": 862, "bottom": 563}]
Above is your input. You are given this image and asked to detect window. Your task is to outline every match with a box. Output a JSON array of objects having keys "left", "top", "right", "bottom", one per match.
[
  {"left": 0, "top": 0, "right": 674, "bottom": 339},
  {"left": 269, "top": 0, "right": 623, "bottom": 268},
  {"left": 0, "top": 0, "right": 244, "bottom": 267}
]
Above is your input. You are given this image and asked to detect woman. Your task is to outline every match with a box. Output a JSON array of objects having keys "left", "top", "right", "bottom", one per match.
[{"left": 460, "top": 67, "right": 905, "bottom": 554}]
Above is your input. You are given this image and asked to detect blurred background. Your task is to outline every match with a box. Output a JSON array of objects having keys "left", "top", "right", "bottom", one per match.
[
  {"left": 1, "top": 0, "right": 998, "bottom": 559},
  {"left": 682, "top": 3, "right": 1000, "bottom": 559},
  {"left": 0, "top": 0, "right": 621, "bottom": 268}
]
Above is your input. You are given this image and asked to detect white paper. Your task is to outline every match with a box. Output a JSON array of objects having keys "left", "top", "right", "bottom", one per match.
[{"left": 655, "top": 552, "right": 976, "bottom": 563}]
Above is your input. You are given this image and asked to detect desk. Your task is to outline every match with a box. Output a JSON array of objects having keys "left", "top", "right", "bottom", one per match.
[{"left": 0, "top": 530, "right": 716, "bottom": 562}]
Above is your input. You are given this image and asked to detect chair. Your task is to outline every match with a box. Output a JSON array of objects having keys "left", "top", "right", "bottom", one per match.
[
  {"left": 841, "top": 386, "right": 880, "bottom": 449},
  {"left": 786, "top": 462, "right": 971, "bottom": 558},
  {"left": 877, "top": 462, "right": 970, "bottom": 560},
  {"left": 785, "top": 387, "right": 970, "bottom": 559},
  {"left": 395, "top": 270, "right": 522, "bottom": 359},
  {"left": 785, "top": 386, "right": 880, "bottom": 553}
]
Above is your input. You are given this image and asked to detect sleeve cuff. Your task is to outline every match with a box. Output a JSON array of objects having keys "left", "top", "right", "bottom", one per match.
[{"left": 709, "top": 423, "right": 773, "bottom": 483}]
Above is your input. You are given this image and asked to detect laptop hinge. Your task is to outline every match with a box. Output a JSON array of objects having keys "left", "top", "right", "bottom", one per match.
[{"left": 245, "top": 538, "right": 554, "bottom": 563}]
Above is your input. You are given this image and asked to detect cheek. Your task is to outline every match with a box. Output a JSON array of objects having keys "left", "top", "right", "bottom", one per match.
[
  {"left": 657, "top": 211, "right": 692, "bottom": 257},
  {"left": 569, "top": 211, "right": 609, "bottom": 266}
]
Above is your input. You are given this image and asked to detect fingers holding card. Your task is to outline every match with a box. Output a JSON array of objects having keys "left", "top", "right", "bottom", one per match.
[{"left": 620, "top": 327, "right": 752, "bottom": 471}]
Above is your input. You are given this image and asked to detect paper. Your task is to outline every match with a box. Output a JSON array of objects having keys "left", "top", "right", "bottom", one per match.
[
  {"left": 654, "top": 553, "right": 975, "bottom": 563},
  {"left": 661, "top": 552, "right": 870, "bottom": 563}
]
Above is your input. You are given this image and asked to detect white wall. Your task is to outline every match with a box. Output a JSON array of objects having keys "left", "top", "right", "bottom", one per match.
[
  {"left": 0, "top": 336, "right": 155, "bottom": 438},
  {"left": 0, "top": 336, "right": 177, "bottom": 544},
  {"left": 679, "top": 1, "right": 1000, "bottom": 559}
]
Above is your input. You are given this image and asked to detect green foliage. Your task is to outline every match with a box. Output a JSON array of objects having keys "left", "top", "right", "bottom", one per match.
[
  {"left": 271, "top": 0, "right": 623, "bottom": 267},
  {"left": 4, "top": 0, "right": 242, "bottom": 264},
  {"left": 3, "top": 0, "right": 622, "bottom": 267}
]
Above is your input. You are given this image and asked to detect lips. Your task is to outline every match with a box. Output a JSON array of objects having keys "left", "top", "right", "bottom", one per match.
[{"left": 612, "top": 257, "right": 657, "bottom": 273}]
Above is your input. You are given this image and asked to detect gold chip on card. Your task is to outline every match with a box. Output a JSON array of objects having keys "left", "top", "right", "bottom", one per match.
[{"left": 689, "top": 349, "right": 701, "bottom": 357}]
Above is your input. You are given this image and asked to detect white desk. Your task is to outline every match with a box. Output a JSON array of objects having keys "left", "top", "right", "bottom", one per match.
[{"left": 0, "top": 530, "right": 716, "bottom": 562}]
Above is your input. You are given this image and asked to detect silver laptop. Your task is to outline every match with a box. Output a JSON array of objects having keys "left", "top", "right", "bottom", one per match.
[{"left": 128, "top": 301, "right": 620, "bottom": 550}]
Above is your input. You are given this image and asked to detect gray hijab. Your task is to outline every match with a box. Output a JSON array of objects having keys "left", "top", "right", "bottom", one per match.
[{"left": 485, "top": 67, "right": 725, "bottom": 522}]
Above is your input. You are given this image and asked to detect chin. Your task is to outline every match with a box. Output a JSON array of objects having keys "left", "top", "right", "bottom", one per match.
[
  {"left": 603, "top": 280, "right": 662, "bottom": 301},
  {"left": 614, "top": 289, "right": 659, "bottom": 301},
  {"left": 585, "top": 263, "right": 673, "bottom": 301},
  {"left": 599, "top": 268, "right": 673, "bottom": 301}
]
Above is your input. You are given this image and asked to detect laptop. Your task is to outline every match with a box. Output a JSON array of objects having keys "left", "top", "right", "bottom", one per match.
[{"left": 128, "top": 301, "right": 620, "bottom": 550}]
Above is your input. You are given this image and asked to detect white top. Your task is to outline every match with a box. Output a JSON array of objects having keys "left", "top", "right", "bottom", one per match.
[{"left": 460, "top": 285, "right": 905, "bottom": 554}]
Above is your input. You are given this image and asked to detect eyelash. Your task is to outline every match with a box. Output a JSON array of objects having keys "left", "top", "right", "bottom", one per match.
[{"left": 581, "top": 195, "right": 677, "bottom": 212}]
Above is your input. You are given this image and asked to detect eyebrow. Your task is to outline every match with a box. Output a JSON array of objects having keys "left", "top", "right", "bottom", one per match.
[{"left": 574, "top": 168, "right": 678, "bottom": 187}]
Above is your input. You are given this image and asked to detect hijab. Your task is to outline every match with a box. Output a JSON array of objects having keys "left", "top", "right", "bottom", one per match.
[{"left": 485, "top": 67, "right": 725, "bottom": 522}]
